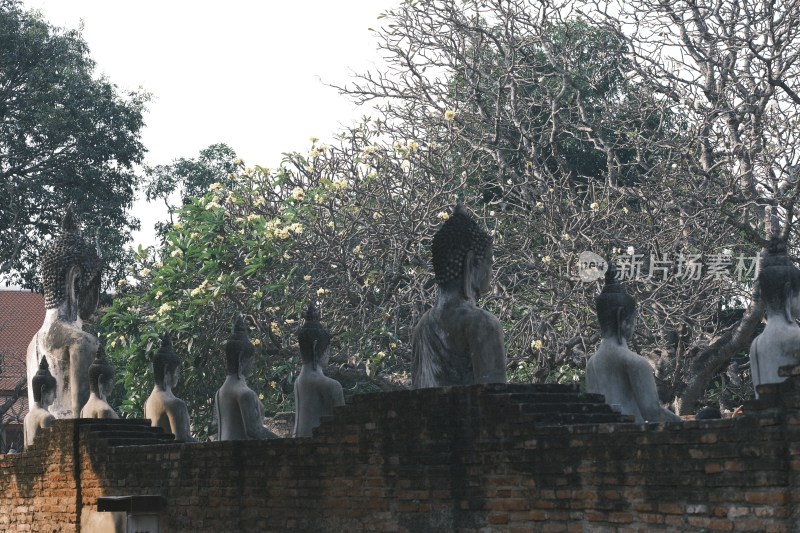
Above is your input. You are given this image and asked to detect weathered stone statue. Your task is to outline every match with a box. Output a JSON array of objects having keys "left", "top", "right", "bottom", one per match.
[
  {"left": 749, "top": 240, "right": 800, "bottom": 396},
  {"left": 27, "top": 206, "right": 101, "bottom": 418},
  {"left": 144, "top": 334, "right": 196, "bottom": 442},
  {"left": 215, "top": 316, "right": 277, "bottom": 440},
  {"left": 586, "top": 267, "right": 681, "bottom": 423},
  {"left": 292, "top": 302, "right": 345, "bottom": 438},
  {"left": 80, "top": 345, "right": 119, "bottom": 419},
  {"left": 411, "top": 202, "right": 506, "bottom": 388},
  {"left": 24, "top": 358, "right": 57, "bottom": 447}
]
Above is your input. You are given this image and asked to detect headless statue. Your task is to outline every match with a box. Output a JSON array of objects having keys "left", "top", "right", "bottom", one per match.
[
  {"left": 292, "top": 302, "right": 345, "bottom": 438},
  {"left": 80, "top": 344, "right": 119, "bottom": 419},
  {"left": 411, "top": 201, "right": 506, "bottom": 388},
  {"left": 215, "top": 316, "right": 277, "bottom": 440},
  {"left": 586, "top": 267, "right": 681, "bottom": 423},
  {"left": 27, "top": 206, "right": 101, "bottom": 418},
  {"left": 24, "top": 358, "right": 57, "bottom": 448},
  {"left": 144, "top": 334, "right": 196, "bottom": 442},
  {"left": 749, "top": 239, "right": 800, "bottom": 396}
]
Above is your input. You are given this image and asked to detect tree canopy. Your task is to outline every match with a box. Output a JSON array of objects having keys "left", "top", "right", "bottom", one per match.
[
  {"left": 101, "top": 0, "right": 800, "bottom": 439},
  {"left": 0, "top": 0, "right": 148, "bottom": 289}
]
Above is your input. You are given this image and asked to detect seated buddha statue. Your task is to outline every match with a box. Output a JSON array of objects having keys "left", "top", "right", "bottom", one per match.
[
  {"left": 411, "top": 201, "right": 506, "bottom": 388},
  {"left": 80, "top": 344, "right": 119, "bottom": 419},
  {"left": 144, "top": 334, "right": 196, "bottom": 442},
  {"left": 749, "top": 239, "right": 800, "bottom": 396},
  {"left": 215, "top": 316, "right": 277, "bottom": 440},
  {"left": 24, "top": 357, "right": 57, "bottom": 448},
  {"left": 27, "top": 206, "right": 102, "bottom": 418},
  {"left": 292, "top": 302, "right": 345, "bottom": 438},
  {"left": 585, "top": 266, "right": 681, "bottom": 423}
]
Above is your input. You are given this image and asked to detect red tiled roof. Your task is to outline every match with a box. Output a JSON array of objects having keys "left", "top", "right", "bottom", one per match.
[{"left": 0, "top": 290, "right": 44, "bottom": 420}]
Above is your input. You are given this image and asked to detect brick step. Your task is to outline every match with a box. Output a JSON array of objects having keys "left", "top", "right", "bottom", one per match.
[
  {"left": 506, "top": 392, "right": 608, "bottom": 404},
  {"left": 519, "top": 402, "right": 616, "bottom": 414}
]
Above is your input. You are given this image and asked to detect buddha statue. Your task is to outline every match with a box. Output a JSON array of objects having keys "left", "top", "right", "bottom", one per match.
[
  {"left": 292, "top": 302, "right": 345, "bottom": 438},
  {"left": 585, "top": 266, "right": 681, "bottom": 423},
  {"left": 80, "top": 344, "right": 119, "bottom": 419},
  {"left": 214, "top": 316, "right": 277, "bottom": 440},
  {"left": 144, "top": 334, "right": 196, "bottom": 442},
  {"left": 27, "top": 206, "right": 102, "bottom": 418},
  {"left": 411, "top": 202, "right": 506, "bottom": 388},
  {"left": 749, "top": 239, "right": 800, "bottom": 396},
  {"left": 24, "top": 357, "right": 57, "bottom": 448}
]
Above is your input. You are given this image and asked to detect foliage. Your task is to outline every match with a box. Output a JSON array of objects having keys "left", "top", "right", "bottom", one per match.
[
  {"left": 339, "top": 0, "right": 800, "bottom": 413},
  {"left": 102, "top": 128, "right": 463, "bottom": 438},
  {"left": 142, "top": 143, "right": 244, "bottom": 238},
  {"left": 0, "top": 0, "right": 148, "bottom": 290}
]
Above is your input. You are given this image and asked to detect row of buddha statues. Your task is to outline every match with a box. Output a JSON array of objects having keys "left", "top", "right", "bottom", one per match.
[
  {"left": 21, "top": 203, "right": 800, "bottom": 447},
  {"left": 26, "top": 302, "right": 343, "bottom": 446}
]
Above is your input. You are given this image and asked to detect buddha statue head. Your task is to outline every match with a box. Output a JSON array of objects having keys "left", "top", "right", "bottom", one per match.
[
  {"left": 225, "top": 315, "right": 256, "bottom": 376},
  {"left": 758, "top": 238, "right": 800, "bottom": 322},
  {"left": 431, "top": 201, "right": 493, "bottom": 300},
  {"left": 88, "top": 344, "right": 115, "bottom": 396},
  {"left": 153, "top": 333, "right": 182, "bottom": 389},
  {"left": 40, "top": 205, "right": 102, "bottom": 321},
  {"left": 32, "top": 357, "right": 57, "bottom": 406},
  {"left": 596, "top": 264, "right": 637, "bottom": 344},
  {"left": 298, "top": 301, "right": 331, "bottom": 369}
]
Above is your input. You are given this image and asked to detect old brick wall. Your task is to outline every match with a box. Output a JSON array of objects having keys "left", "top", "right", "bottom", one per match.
[{"left": 2, "top": 378, "right": 800, "bottom": 532}]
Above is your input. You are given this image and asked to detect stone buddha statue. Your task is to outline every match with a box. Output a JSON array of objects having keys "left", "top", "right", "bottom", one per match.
[
  {"left": 80, "top": 344, "right": 119, "bottom": 419},
  {"left": 144, "top": 334, "right": 196, "bottom": 442},
  {"left": 411, "top": 202, "right": 506, "bottom": 388},
  {"left": 214, "top": 316, "right": 277, "bottom": 440},
  {"left": 292, "top": 302, "right": 345, "bottom": 438},
  {"left": 586, "top": 266, "right": 681, "bottom": 423},
  {"left": 27, "top": 206, "right": 102, "bottom": 418},
  {"left": 24, "top": 358, "right": 57, "bottom": 448},
  {"left": 749, "top": 239, "right": 800, "bottom": 396}
]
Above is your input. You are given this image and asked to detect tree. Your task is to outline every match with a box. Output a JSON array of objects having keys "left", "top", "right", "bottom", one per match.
[
  {"left": 142, "top": 143, "right": 244, "bottom": 238},
  {"left": 0, "top": 0, "right": 148, "bottom": 289},
  {"left": 339, "top": 0, "right": 800, "bottom": 412},
  {"left": 103, "top": 130, "right": 455, "bottom": 437}
]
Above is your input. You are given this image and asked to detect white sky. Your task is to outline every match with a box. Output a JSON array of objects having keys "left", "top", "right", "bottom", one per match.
[{"left": 22, "top": 0, "right": 396, "bottom": 248}]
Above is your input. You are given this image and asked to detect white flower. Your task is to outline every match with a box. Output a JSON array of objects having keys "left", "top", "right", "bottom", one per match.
[
  {"left": 170, "top": 249, "right": 183, "bottom": 258},
  {"left": 626, "top": 246, "right": 635, "bottom": 255},
  {"left": 444, "top": 109, "right": 456, "bottom": 121},
  {"left": 317, "top": 288, "right": 328, "bottom": 296},
  {"left": 157, "top": 302, "right": 174, "bottom": 315},
  {"left": 331, "top": 178, "right": 347, "bottom": 191},
  {"left": 531, "top": 339, "right": 543, "bottom": 350},
  {"left": 247, "top": 214, "right": 261, "bottom": 222},
  {"left": 208, "top": 182, "right": 224, "bottom": 192},
  {"left": 400, "top": 160, "right": 411, "bottom": 171},
  {"left": 153, "top": 261, "right": 163, "bottom": 269},
  {"left": 542, "top": 256, "right": 552, "bottom": 265},
  {"left": 139, "top": 268, "right": 151, "bottom": 277},
  {"left": 407, "top": 141, "right": 419, "bottom": 153},
  {"left": 303, "top": 275, "right": 312, "bottom": 281},
  {"left": 437, "top": 211, "right": 450, "bottom": 221},
  {"left": 562, "top": 234, "right": 571, "bottom": 241},
  {"left": 205, "top": 201, "right": 222, "bottom": 211},
  {"left": 590, "top": 202, "right": 599, "bottom": 211},
  {"left": 291, "top": 187, "right": 305, "bottom": 201},
  {"left": 289, "top": 223, "right": 304, "bottom": 234},
  {"left": 155, "top": 291, "right": 163, "bottom": 299}
]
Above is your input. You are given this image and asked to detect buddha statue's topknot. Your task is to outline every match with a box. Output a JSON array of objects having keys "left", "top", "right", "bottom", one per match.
[
  {"left": 152, "top": 333, "right": 181, "bottom": 385},
  {"left": 32, "top": 357, "right": 57, "bottom": 403},
  {"left": 88, "top": 344, "right": 115, "bottom": 394},
  {"left": 225, "top": 315, "right": 255, "bottom": 374},
  {"left": 40, "top": 206, "right": 102, "bottom": 309},
  {"left": 595, "top": 263, "right": 636, "bottom": 341},
  {"left": 431, "top": 202, "right": 492, "bottom": 285},
  {"left": 297, "top": 301, "right": 330, "bottom": 368},
  {"left": 759, "top": 237, "right": 800, "bottom": 310}
]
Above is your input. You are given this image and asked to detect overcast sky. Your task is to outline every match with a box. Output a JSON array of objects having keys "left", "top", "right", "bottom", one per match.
[{"left": 22, "top": 0, "right": 396, "bottom": 247}]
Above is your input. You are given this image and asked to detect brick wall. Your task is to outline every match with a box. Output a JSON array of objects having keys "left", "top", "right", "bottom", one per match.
[{"left": 2, "top": 377, "right": 800, "bottom": 532}]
